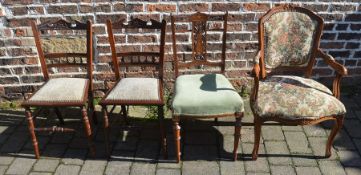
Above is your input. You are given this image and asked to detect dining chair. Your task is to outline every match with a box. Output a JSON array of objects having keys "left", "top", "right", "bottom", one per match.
[
  {"left": 22, "top": 19, "right": 96, "bottom": 159},
  {"left": 99, "top": 18, "right": 167, "bottom": 158},
  {"left": 170, "top": 12, "right": 244, "bottom": 162},
  {"left": 250, "top": 4, "right": 348, "bottom": 160}
]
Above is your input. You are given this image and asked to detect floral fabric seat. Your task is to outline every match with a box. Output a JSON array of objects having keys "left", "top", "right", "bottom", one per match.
[{"left": 253, "top": 75, "right": 346, "bottom": 120}]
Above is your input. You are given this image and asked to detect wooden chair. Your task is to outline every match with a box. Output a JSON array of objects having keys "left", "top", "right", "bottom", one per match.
[
  {"left": 170, "top": 12, "right": 244, "bottom": 162},
  {"left": 251, "top": 5, "right": 348, "bottom": 160},
  {"left": 22, "top": 19, "right": 96, "bottom": 159},
  {"left": 99, "top": 18, "right": 167, "bottom": 158}
]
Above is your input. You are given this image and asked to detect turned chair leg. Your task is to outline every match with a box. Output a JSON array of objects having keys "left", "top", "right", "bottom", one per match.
[
  {"left": 158, "top": 105, "right": 167, "bottom": 159},
  {"left": 233, "top": 112, "right": 243, "bottom": 161},
  {"left": 325, "top": 115, "right": 344, "bottom": 157},
  {"left": 25, "top": 108, "right": 40, "bottom": 159},
  {"left": 102, "top": 106, "right": 111, "bottom": 156},
  {"left": 81, "top": 106, "right": 96, "bottom": 157},
  {"left": 252, "top": 118, "right": 262, "bottom": 160},
  {"left": 54, "top": 107, "right": 65, "bottom": 125},
  {"left": 173, "top": 117, "right": 181, "bottom": 163}
]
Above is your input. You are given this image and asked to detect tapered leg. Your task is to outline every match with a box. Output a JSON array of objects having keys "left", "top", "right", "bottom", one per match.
[
  {"left": 233, "top": 113, "right": 243, "bottom": 161},
  {"left": 54, "top": 107, "right": 65, "bottom": 125},
  {"left": 89, "top": 93, "right": 98, "bottom": 125},
  {"left": 158, "top": 105, "right": 167, "bottom": 159},
  {"left": 173, "top": 117, "right": 181, "bottom": 163},
  {"left": 25, "top": 108, "right": 40, "bottom": 159},
  {"left": 103, "top": 106, "right": 111, "bottom": 156},
  {"left": 252, "top": 117, "right": 262, "bottom": 160},
  {"left": 325, "top": 116, "right": 344, "bottom": 157},
  {"left": 81, "top": 106, "right": 96, "bottom": 157}
]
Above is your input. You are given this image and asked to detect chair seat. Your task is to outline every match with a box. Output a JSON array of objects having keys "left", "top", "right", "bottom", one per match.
[
  {"left": 172, "top": 74, "right": 244, "bottom": 117},
  {"left": 253, "top": 75, "right": 346, "bottom": 120},
  {"left": 23, "top": 78, "right": 88, "bottom": 106},
  {"left": 102, "top": 78, "right": 161, "bottom": 104}
]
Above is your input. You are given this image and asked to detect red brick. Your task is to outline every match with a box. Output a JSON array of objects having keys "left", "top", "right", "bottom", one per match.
[
  {"left": 242, "top": 3, "right": 270, "bottom": 12},
  {"left": 80, "top": 4, "right": 93, "bottom": 13},
  {"left": 320, "top": 42, "right": 345, "bottom": 49},
  {"left": 11, "top": 6, "right": 28, "bottom": 16},
  {"left": 228, "top": 13, "right": 255, "bottom": 22},
  {"left": 128, "top": 34, "right": 157, "bottom": 43},
  {"left": 48, "top": 5, "right": 78, "bottom": 14},
  {"left": 345, "top": 14, "right": 361, "bottom": 21},
  {"left": 147, "top": 4, "right": 176, "bottom": 12},
  {"left": 302, "top": 4, "right": 329, "bottom": 12},
  {"left": 179, "top": 3, "right": 209, "bottom": 12},
  {"left": 94, "top": 3, "right": 111, "bottom": 12},
  {"left": 0, "top": 77, "right": 20, "bottom": 84},
  {"left": 7, "top": 48, "right": 34, "bottom": 56},
  {"left": 330, "top": 4, "right": 356, "bottom": 12},
  {"left": 3, "top": 0, "right": 33, "bottom": 5},
  {"left": 96, "top": 14, "right": 127, "bottom": 23},
  {"left": 212, "top": 3, "right": 241, "bottom": 11}
]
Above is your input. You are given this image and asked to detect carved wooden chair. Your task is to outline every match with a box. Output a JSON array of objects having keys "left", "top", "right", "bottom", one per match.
[
  {"left": 170, "top": 12, "right": 244, "bottom": 162},
  {"left": 22, "top": 19, "right": 96, "bottom": 159},
  {"left": 99, "top": 18, "right": 167, "bottom": 158},
  {"left": 251, "top": 5, "right": 348, "bottom": 160}
]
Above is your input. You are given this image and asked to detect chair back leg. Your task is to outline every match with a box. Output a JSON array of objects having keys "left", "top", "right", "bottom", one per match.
[
  {"left": 252, "top": 117, "right": 262, "bottom": 160},
  {"left": 81, "top": 106, "right": 96, "bottom": 157},
  {"left": 233, "top": 112, "right": 243, "bottom": 161}
]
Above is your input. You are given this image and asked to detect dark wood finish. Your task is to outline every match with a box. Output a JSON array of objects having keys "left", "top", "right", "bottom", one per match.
[
  {"left": 100, "top": 18, "right": 167, "bottom": 158},
  {"left": 171, "top": 12, "right": 244, "bottom": 163},
  {"left": 251, "top": 5, "right": 348, "bottom": 160},
  {"left": 171, "top": 12, "right": 228, "bottom": 78},
  {"left": 22, "top": 19, "right": 96, "bottom": 159}
]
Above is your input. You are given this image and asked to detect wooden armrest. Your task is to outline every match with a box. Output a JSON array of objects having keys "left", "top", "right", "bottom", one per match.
[{"left": 317, "top": 49, "right": 348, "bottom": 76}]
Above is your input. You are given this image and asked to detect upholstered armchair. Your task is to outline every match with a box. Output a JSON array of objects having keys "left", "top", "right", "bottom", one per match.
[{"left": 251, "top": 5, "right": 348, "bottom": 160}]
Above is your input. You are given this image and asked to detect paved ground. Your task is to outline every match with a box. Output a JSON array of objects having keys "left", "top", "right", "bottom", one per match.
[{"left": 0, "top": 92, "right": 361, "bottom": 175}]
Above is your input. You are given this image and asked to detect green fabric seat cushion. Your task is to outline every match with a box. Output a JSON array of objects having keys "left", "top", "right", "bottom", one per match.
[
  {"left": 253, "top": 75, "right": 346, "bottom": 120},
  {"left": 172, "top": 74, "right": 244, "bottom": 117}
]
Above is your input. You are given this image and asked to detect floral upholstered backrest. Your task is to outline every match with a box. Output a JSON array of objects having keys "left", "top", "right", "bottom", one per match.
[{"left": 262, "top": 7, "right": 322, "bottom": 69}]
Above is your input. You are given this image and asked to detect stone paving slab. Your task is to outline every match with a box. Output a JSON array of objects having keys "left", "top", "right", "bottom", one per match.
[{"left": 0, "top": 94, "right": 361, "bottom": 175}]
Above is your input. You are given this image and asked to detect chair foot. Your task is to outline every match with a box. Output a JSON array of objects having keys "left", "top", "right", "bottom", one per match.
[
  {"left": 233, "top": 113, "right": 243, "bottom": 161},
  {"left": 81, "top": 106, "right": 96, "bottom": 157},
  {"left": 25, "top": 108, "right": 40, "bottom": 159},
  {"left": 252, "top": 118, "right": 262, "bottom": 161},
  {"left": 325, "top": 116, "right": 344, "bottom": 157},
  {"left": 173, "top": 118, "right": 181, "bottom": 163}
]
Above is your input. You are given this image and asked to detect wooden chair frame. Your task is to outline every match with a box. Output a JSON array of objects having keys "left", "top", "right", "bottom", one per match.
[
  {"left": 99, "top": 18, "right": 167, "bottom": 158},
  {"left": 171, "top": 12, "right": 244, "bottom": 163},
  {"left": 21, "top": 19, "right": 96, "bottom": 159},
  {"left": 251, "top": 5, "right": 348, "bottom": 160}
]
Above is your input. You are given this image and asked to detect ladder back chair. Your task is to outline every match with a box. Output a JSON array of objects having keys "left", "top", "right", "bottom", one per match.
[
  {"left": 171, "top": 12, "right": 244, "bottom": 162},
  {"left": 99, "top": 18, "right": 167, "bottom": 158},
  {"left": 251, "top": 5, "right": 348, "bottom": 160},
  {"left": 22, "top": 19, "right": 96, "bottom": 159}
]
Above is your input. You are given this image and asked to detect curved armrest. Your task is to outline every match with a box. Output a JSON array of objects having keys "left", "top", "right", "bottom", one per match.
[
  {"left": 316, "top": 49, "right": 348, "bottom": 99},
  {"left": 316, "top": 49, "right": 347, "bottom": 76}
]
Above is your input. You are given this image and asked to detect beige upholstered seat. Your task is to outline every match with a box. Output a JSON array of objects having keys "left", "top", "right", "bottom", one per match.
[
  {"left": 27, "top": 78, "right": 88, "bottom": 103},
  {"left": 105, "top": 78, "right": 160, "bottom": 102}
]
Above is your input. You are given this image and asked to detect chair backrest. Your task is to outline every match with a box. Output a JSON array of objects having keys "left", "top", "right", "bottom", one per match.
[
  {"left": 258, "top": 5, "right": 324, "bottom": 78},
  {"left": 106, "top": 18, "right": 166, "bottom": 81},
  {"left": 31, "top": 19, "right": 93, "bottom": 83},
  {"left": 171, "top": 12, "right": 228, "bottom": 77}
]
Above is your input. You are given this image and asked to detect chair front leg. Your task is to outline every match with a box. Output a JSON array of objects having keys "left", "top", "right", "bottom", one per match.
[
  {"left": 158, "top": 105, "right": 167, "bottom": 159},
  {"left": 25, "top": 107, "right": 40, "bottom": 159},
  {"left": 102, "top": 106, "right": 111, "bottom": 156},
  {"left": 233, "top": 112, "right": 243, "bottom": 161},
  {"left": 81, "top": 106, "right": 96, "bottom": 157},
  {"left": 252, "top": 117, "right": 262, "bottom": 160},
  {"left": 172, "top": 116, "right": 181, "bottom": 163},
  {"left": 325, "top": 115, "right": 345, "bottom": 157}
]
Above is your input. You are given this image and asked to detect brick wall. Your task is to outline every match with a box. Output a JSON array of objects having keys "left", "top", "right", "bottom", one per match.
[{"left": 0, "top": 0, "right": 360, "bottom": 101}]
